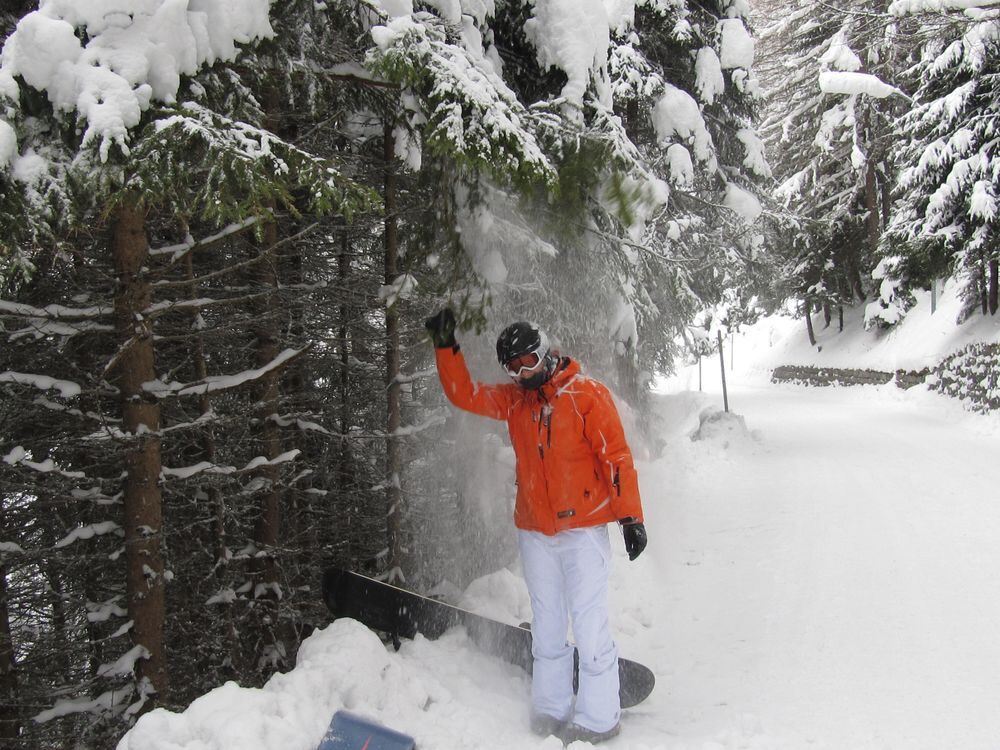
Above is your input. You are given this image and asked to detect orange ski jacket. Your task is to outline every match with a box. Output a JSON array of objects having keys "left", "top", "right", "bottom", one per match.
[{"left": 434, "top": 345, "right": 643, "bottom": 535}]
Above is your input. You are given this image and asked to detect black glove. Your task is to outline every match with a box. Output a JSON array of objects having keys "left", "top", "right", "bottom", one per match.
[
  {"left": 621, "top": 520, "right": 647, "bottom": 561},
  {"left": 424, "top": 308, "right": 457, "bottom": 349}
]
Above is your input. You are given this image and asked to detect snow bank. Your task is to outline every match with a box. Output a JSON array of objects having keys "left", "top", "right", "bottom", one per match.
[
  {"left": 456, "top": 568, "right": 533, "bottom": 625},
  {"left": 691, "top": 410, "right": 758, "bottom": 450},
  {"left": 117, "top": 615, "right": 544, "bottom": 750},
  {"left": 117, "top": 619, "right": 411, "bottom": 750}
]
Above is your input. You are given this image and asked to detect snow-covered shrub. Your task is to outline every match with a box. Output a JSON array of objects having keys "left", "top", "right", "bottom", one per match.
[
  {"left": 931, "top": 343, "right": 1000, "bottom": 413},
  {"left": 864, "top": 255, "right": 916, "bottom": 328}
]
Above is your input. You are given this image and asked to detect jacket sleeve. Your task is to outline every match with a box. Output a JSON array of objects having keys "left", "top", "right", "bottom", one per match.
[
  {"left": 582, "top": 380, "right": 644, "bottom": 523},
  {"left": 434, "top": 346, "right": 514, "bottom": 421}
]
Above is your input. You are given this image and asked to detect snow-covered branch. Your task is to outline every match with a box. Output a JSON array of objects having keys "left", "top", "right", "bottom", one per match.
[
  {"left": 889, "top": 0, "right": 1000, "bottom": 14},
  {"left": 142, "top": 346, "right": 310, "bottom": 398},
  {"left": 0, "top": 372, "right": 81, "bottom": 398},
  {"left": 54, "top": 522, "right": 123, "bottom": 549},
  {"left": 818, "top": 71, "right": 910, "bottom": 100},
  {"left": 161, "top": 449, "right": 301, "bottom": 481},
  {"left": 0, "top": 300, "right": 111, "bottom": 319},
  {"left": 148, "top": 217, "right": 261, "bottom": 265}
]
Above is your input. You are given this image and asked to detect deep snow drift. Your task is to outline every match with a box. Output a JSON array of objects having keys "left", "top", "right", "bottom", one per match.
[{"left": 117, "top": 301, "right": 1000, "bottom": 749}]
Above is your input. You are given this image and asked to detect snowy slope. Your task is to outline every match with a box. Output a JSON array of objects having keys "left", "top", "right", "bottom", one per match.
[
  {"left": 715, "top": 278, "right": 1000, "bottom": 378},
  {"left": 117, "top": 307, "right": 1000, "bottom": 750}
]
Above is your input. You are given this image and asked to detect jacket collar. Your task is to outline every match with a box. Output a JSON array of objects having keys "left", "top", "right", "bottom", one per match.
[{"left": 537, "top": 357, "right": 579, "bottom": 399}]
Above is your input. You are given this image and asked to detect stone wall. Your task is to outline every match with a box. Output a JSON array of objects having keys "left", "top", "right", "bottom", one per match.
[
  {"left": 772, "top": 345, "right": 999, "bottom": 413},
  {"left": 771, "top": 365, "right": 929, "bottom": 389}
]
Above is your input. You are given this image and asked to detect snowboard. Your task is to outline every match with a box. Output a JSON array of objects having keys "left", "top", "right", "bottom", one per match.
[
  {"left": 317, "top": 710, "right": 415, "bottom": 750},
  {"left": 321, "top": 567, "right": 655, "bottom": 709}
]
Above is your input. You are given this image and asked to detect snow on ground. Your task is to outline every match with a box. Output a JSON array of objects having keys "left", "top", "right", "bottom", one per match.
[{"left": 118, "top": 304, "right": 1000, "bottom": 750}]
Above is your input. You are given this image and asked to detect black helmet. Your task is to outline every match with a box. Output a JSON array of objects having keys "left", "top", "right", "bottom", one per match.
[
  {"left": 496, "top": 321, "right": 556, "bottom": 390},
  {"left": 496, "top": 321, "right": 547, "bottom": 365}
]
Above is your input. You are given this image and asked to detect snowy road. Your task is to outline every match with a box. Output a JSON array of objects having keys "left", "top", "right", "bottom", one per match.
[
  {"left": 635, "top": 381, "right": 1000, "bottom": 749},
  {"left": 120, "top": 378, "right": 1000, "bottom": 750}
]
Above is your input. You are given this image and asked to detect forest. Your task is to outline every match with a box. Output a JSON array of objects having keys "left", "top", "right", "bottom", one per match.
[{"left": 0, "top": 0, "right": 996, "bottom": 747}]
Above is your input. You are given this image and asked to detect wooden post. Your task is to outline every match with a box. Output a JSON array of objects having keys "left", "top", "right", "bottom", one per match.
[
  {"left": 718, "top": 331, "right": 729, "bottom": 413},
  {"left": 931, "top": 278, "right": 937, "bottom": 314}
]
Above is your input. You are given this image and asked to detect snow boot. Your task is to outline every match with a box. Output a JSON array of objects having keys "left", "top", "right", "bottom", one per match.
[
  {"left": 530, "top": 712, "right": 567, "bottom": 737},
  {"left": 559, "top": 721, "right": 621, "bottom": 745}
]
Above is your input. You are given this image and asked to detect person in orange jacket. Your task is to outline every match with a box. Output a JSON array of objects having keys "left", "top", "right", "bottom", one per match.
[{"left": 425, "top": 308, "right": 647, "bottom": 745}]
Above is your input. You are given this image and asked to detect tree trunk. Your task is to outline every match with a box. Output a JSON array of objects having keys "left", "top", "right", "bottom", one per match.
[
  {"left": 0, "top": 498, "right": 20, "bottom": 745},
  {"left": 989, "top": 258, "right": 998, "bottom": 316},
  {"left": 338, "top": 227, "right": 355, "bottom": 564},
  {"left": 879, "top": 167, "right": 891, "bottom": 229},
  {"left": 250, "top": 92, "right": 286, "bottom": 664},
  {"left": 838, "top": 305, "right": 844, "bottom": 332},
  {"left": 823, "top": 302, "right": 832, "bottom": 329},
  {"left": 862, "top": 103, "right": 881, "bottom": 261},
  {"left": 111, "top": 198, "right": 168, "bottom": 710},
  {"left": 804, "top": 299, "right": 816, "bottom": 346},
  {"left": 843, "top": 244, "right": 867, "bottom": 303},
  {"left": 384, "top": 124, "right": 404, "bottom": 581},
  {"left": 614, "top": 339, "right": 640, "bottom": 406},
  {"left": 44, "top": 560, "right": 71, "bottom": 679},
  {"left": 181, "top": 251, "right": 239, "bottom": 667},
  {"left": 864, "top": 160, "right": 880, "bottom": 257},
  {"left": 981, "top": 260, "right": 989, "bottom": 315},
  {"left": 250, "top": 217, "right": 283, "bottom": 666},
  {"left": 182, "top": 253, "right": 222, "bottom": 563}
]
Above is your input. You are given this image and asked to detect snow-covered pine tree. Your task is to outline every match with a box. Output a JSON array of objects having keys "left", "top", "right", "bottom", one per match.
[
  {"left": 606, "top": 0, "right": 771, "bottom": 377},
  {"left": 1, "top": 0, "right": 773, "bottom": 741},
  {"left": 365, "top": 0, "right": 769, "bottom": 389},
  {"left": 759, "top": 0, "right": 908, "bottom": 329},
  {"left": 0, "top": 1, "right": 370, "bottom": 742},
  {"left": 350, "top": 0, "right": 770, "bottom": 591},
  {"left": 878, "top": 4, "right": 1000, "bottom": 324}
]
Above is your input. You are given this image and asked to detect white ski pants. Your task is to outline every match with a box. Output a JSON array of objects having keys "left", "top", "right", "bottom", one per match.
[{"left": 518, "top": 526, "right": 620, "bottom": 733}]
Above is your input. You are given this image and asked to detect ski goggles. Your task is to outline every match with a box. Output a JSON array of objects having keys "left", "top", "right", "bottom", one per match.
[{"left": 504, "top": 347, "right": 545, "bottom": 377}]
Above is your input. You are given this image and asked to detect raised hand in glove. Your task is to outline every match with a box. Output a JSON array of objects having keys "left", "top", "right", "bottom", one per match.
[
  {"left": 620, "top": 519, "right": 647, "bottom": 561},
  {"left": 424, "top": 308, "right": 457, "bottom": 349}
]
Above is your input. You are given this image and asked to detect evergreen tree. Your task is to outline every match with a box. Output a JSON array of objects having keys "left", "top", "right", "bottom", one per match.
[
  {"left": 0, "top": 2, "right": 773, "bottom": 745},
  {"left": 878, "top": 7, "right": 1000, "bottom": 323},
  {"left": 0, "top": 2, "right": 370, "bottom": 743},
  {"left": 758, "top": 0, "right": 908, "bottom": 328}
]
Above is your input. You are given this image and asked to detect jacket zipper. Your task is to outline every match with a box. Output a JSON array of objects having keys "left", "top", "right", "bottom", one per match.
[{"left": 534, "top": 389, "right": 554, "bottom": 531}]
